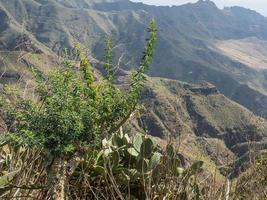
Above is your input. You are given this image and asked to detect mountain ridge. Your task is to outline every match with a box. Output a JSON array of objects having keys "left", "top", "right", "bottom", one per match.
[
  {"left": 2, "top": 0, "right": 267, "bottom": 118},
  {"left": 136, "top": 77, "right": 267, "bottom": 177}
]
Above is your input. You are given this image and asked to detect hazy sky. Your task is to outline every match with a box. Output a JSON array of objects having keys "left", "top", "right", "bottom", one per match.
[{"left": 131, "top": 0, "right": 267, "bottom": 16}]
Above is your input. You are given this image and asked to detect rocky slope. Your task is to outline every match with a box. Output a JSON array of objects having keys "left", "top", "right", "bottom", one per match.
[
  {"left": 135, "top": 77, "right": 267, "bottom": 177},
  {"left": 0, "top": 0, "right": 267, "bottom": 179}
]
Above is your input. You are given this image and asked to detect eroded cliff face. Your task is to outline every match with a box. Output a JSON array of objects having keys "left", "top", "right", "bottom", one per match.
[{"left": 135, "top": 77, "right": 267, "bottom": 177}]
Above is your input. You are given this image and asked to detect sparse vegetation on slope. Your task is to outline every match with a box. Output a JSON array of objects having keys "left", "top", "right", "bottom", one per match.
[
  {"left": 136, "top": 78, "right": 267, "bottom": 178},
  {"left": 0, "top": 1, "right": 267, "bottom": 198}
]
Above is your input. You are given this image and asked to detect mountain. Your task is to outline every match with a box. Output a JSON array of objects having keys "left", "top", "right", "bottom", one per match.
[
  {"left": 1, "top": 0, "right": 267, "bottom": 118},
  {"left": 0, "top": 0, "right": 267, "bottom": 179},
  {"left": 137, "top": 78, "right": 267, "bottom": 177},
  {"left": 1, "top": 53, "right": 266, "bottom": 179}
]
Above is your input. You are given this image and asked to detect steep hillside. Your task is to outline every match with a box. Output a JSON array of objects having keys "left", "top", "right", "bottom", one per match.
[
  {"left": 213, "top": 38, "right": 267, "bottom": 71},
  {"left": 1, "top": 53, "right": 266, "bottom": 179},
  {"left": 136, "top": 77, "right": 267, "bottom": 177},
  {"left": 0, "top": 1, "right": 267, "bottom": 197},
  {"left": 0, "top": 0, "right": 267, "bottom": 177},
  {"left": 1, "top": 0, "right": 267, "bottom": 118}
]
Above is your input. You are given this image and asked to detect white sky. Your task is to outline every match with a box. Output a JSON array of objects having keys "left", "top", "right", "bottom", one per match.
[{"left": 131, "top": 0, "right": 267, "bottom": 16}]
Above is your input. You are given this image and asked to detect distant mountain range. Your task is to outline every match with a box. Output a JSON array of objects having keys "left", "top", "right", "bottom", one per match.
[
  {"left": 1, "top": 0, "right": 267, "bottom": 118},
  {"left": 0, "top": 0, "right": 267, "bottom": 178}
]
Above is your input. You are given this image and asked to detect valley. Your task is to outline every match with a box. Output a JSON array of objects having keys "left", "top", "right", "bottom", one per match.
[{"left": 0, "top": 0, "right": 266, "bottom": 198}]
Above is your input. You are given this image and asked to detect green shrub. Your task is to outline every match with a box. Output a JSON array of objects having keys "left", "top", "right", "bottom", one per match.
[
  {"left": 0, "top": 21, "right": 157, "bottom": 199},
  {"left": 72, "top": 132, "right": 206, "bottom": 199}
]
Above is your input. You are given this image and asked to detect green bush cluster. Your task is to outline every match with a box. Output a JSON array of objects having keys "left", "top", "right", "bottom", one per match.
[
  {"left": 84, "top": 132, "right": 162, "bottom": 182},
  {"left": 71, "top": 131, "right": 206, "bottom": 199}
]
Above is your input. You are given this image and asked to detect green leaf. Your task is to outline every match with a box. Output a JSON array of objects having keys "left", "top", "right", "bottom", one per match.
[
  {"left": 0, "top": 170, "right": 18, "bottom": 188},
  {"left": 140, "top": 138, "right": 154, "bottom": 158},
  {"left": 95, "top": 151, "right": 104, "bottom": 166},
  {"left": 150, "top": 137, "right": 158, "bottom": 147},
  {"left": 133, "top": 134, "right": 142, "bottom": 152},
  {"left": 176, "top": 167, "right": 185, "bottom": 176},
  {"left": 149, "top": 152, "right": 161, "bottom": 169},
  {"left": 136, "top": 159, "right": 149, "bottom": 173},
  {"left": 127, "top": 148, "right": 139, "bottom": 157},
  {"left": 110, "top": 151, "right": 120, "bottom": 168},
  {"left": 112, "top": 134, "right": 123, "bottom": 147},
  {"left": 122, "top": 134, "right": 130, "bottom": 145}
]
